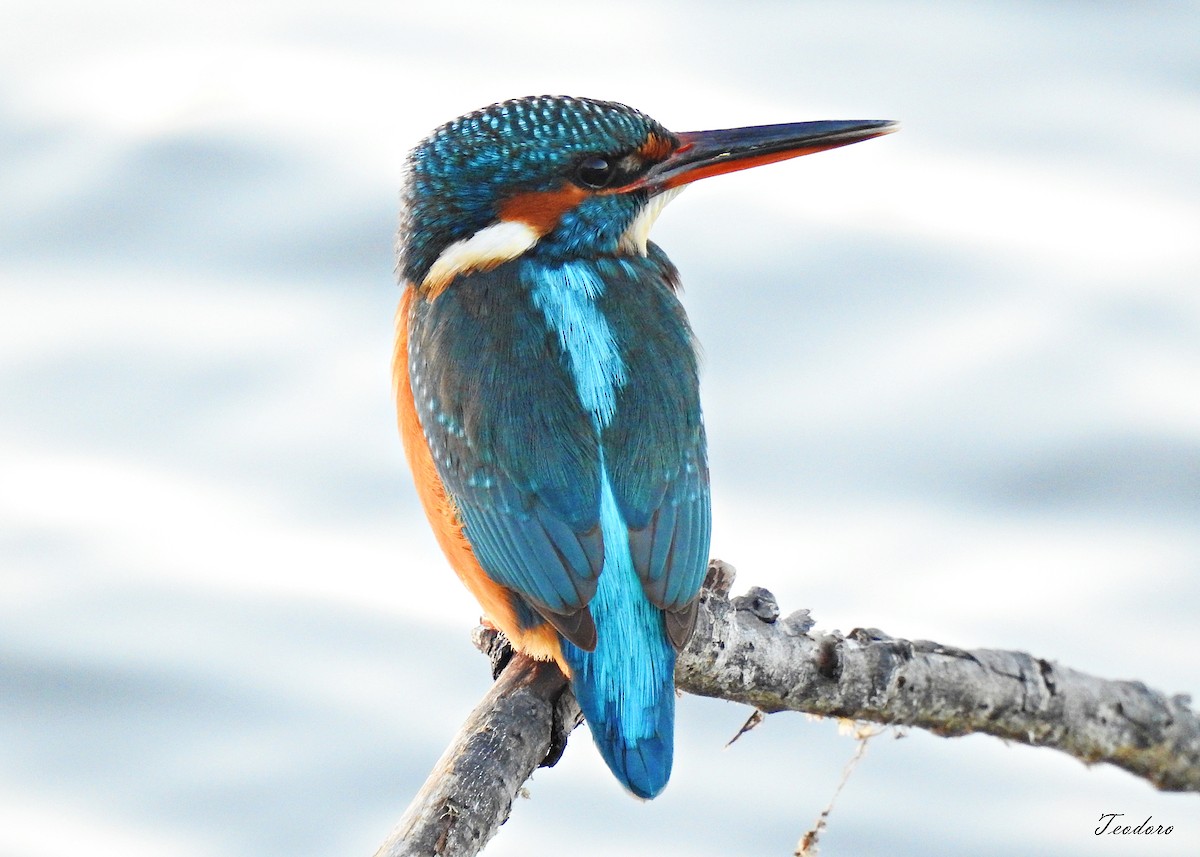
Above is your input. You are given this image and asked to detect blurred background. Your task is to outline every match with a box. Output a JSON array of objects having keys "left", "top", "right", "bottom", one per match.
[{"left": 3, "top": 1, "right": 1198, "bottom": 855}]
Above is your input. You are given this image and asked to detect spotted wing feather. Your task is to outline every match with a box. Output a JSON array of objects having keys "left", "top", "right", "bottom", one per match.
[{"left": 409, "top": 262, "right": 604, "bottom": 649}]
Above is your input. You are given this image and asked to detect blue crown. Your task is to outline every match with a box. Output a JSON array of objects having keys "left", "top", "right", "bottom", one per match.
[{"left": 399, "top": 96, "right": 674, "bottom": 283}]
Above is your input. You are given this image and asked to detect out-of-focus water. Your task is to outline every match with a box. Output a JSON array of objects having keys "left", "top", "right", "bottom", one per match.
[{"left": 3, "top": 2, "right": 1198, "bottom": 855}]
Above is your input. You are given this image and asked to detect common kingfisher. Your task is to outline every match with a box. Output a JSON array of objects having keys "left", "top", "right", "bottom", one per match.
[{"left": 394, "top": 95, "right": 894, "bottom": 799}]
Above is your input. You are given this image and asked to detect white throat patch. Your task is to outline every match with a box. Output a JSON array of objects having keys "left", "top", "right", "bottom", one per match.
[
  {"left": 422, "top": 219, "right": 540, "bottom": 295},
  {"left": 618, "top": 187, "right": 686, "bottom": 256}
]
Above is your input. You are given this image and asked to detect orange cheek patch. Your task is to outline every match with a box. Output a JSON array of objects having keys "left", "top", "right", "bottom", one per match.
[{"left": 498, "top": 183, "right": 588, "bottom": 232}]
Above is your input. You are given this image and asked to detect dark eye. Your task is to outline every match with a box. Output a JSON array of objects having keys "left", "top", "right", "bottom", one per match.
[{"left": 575, "top": 156, "right": 615, "bottom": 189}]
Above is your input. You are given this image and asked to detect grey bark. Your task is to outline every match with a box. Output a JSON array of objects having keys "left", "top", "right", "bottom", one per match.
[
  {"left": 372, "top": 648, "right": 580, "bottom": 857},
  {"left": 375, "top": 560, "right": 1199, "bottom": 857}
]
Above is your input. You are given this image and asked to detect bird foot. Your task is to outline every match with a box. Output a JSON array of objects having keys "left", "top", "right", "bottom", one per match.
[
  {"left": 470, "top": 624, "right": 515, "bottom": 679},
  {"left": 470, "top": 623, "right": 580, "bottom": 767},
  {"left": 540, "top": 684, "right": 581, "bottom": 769}
]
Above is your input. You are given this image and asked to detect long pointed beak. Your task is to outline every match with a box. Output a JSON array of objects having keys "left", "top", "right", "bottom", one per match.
[{"left": 637, "top": 118, "right": 898, "bottom": 193}]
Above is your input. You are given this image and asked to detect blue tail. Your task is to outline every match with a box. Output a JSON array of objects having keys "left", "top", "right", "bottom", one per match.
[{"left": 561, "top": 473, "right": 678, "bottom": 799}]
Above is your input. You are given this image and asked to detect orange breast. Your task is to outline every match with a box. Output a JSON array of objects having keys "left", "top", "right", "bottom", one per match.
[{"left": 393, "top": 286, "right": 565, "bottom": 669}]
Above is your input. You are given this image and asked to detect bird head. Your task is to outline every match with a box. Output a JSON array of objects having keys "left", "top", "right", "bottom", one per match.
[{"left": 399, "top": 95, "right": 895, "bottom": 295}]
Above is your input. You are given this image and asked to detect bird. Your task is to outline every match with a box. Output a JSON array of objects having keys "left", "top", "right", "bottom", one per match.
[{"left": 394, "top": 95, "right": 895, "bottom": 799}]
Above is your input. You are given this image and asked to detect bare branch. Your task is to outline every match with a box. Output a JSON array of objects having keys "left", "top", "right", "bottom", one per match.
[
  {"left": 376, "top": 560, "right": 1200, "bottom": 856},
  {"left": 678, "top": 561, "right": 1200, "bottom": 793},
  {"left": 372, "top": 652, "right": 580, "bottom": 857}
]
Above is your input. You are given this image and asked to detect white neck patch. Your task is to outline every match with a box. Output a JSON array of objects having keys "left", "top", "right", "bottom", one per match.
[
  {"left": 422, "top": 219, "right": 540, "bottom": 295},
  {"left": 618, "top": 187, "right": 685, "bottom": 256}
]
